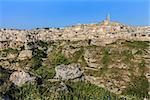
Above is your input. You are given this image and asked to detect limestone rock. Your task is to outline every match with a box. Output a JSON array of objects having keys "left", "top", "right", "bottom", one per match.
[
  {"left": 90, "top": 39, "right": 106, "bottom": 46},
  {"left": 108, "top": 63, "right": 128, "bottom": 69},
  {"left": 18, "top": 50, "right": 32, "bottom": 60},
  {"left": 0, "top": 61, "right": 10, "bottom": 67},
  {"left": 62, "top": 46, "right": 80, "bottom": 58},
  {"left": 47, "top": 46, "right": 54, "bottom": 54},
  {"left": 85, "top": 75, "right": 105, "bottom": 88},
  {"left": 131, "top": 49, "right": 138, "bottom": 55},
  {"left": 108, "top": 87, "right": 122, "bottom": 94},
  {"left": 7, "top": 53, "right": 18, "bottom": 59},
  {"left": 9, "top": 71, "right": 35, "bottom": 86},
  {"left": 0, "top": 61, "right": 11, "bottom": 70},
  {"left": 55, "top": 63, "right": 83, "bottom": 80},
  {"left": 84, "top": 48, "right": 103, "bottom": 68},
  {"left": 0, "top": 60, "right": 21, "bottom": 71},
  {"left": 145, "top": 72, "right": 150, "bottom": 82},
  {"left": 85, "top": 75, "right": 128, "bottom": 95}
]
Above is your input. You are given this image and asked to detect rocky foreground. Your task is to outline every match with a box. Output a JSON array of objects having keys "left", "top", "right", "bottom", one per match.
[{"left": 0, "top": 22, "right": 150, "bottom": 100}]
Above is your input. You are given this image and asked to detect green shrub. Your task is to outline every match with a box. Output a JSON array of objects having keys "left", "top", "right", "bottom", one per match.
[
  {"left": 32, "top": 49, "right": 47, "bottom": 59},
  {"left": 51, "top": 52, "right": 70, "bottom": 66},
  {"left": 0, "top": 48, "right": 18, "bottom": 57},
  {"left": 65, "top": 81, "right": 118, "bottom": 99},
  {"left": 2, "top": 48, "right": 18, "bottom": 54},
  {"left": 121, "top": 50, "right": 133, "bottom": 63},
  {"left": 123, "top": 75, "right": 149, "bottom": 99},
  {"left": 36, "top": 40, "right": 48, "bottom": 48},
  {"left": 138, "top": 59, "right": 145, "bottom": 69},
  {"left": 31, "top": 49, "right": 47, "bottom": 70},
  {"left": 102, "top": 48, "right": 110, "bottom": 68},
  {"left": 72, "top": 48, "right": 84, "bottom": 63},
  {"left": 14, "top": 83, "right": 41, "bottom": 100},
  {"left": 124, "top": 41, "right": 149, "bottom": 49},
  {"left": 35, "top": 66, "right": 55, "bottom": 79},
  {"left": 29, "top": 57, "right": 42, "bottom": 70}
]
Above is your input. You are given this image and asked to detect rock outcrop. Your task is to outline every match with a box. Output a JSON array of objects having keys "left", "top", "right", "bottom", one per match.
[
  {"left": 85, "top": 75, "right": 129, "bottom": 94},
  {"left": 55, "top": 63, "right": 83, "bottom": 80},
  {"left": 84, "top": 47, "right": 103, "bottom": 68},
  {"left": 18, "top": 50, "right": 32, "bottom": 60},
  {"left": 9, "top": 71, "right": 35, "bottom": 86}
]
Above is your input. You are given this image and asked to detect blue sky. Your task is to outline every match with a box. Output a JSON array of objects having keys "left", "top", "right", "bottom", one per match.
[{"left": 0, "top": 0, "right": 149, "bottom": 29}]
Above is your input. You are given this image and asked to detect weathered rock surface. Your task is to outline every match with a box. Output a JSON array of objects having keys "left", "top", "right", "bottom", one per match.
[
  {"left": 0, "top": 60, "right": 21, "bottom": 71},
  {"left": 46, "top": 46, "right": 54, "bottom": 54},
  {"left": 18, "top": 50, "right": 32, "bottom": 60},
  {"left": 0, "top": 61, "right": 10, "bottom": 68},
  {"left": 108, "top": 63, "right": 128, "bottom": 69},
  {"left": 85, "top": 68, "right": 131, "bottom": 94},
  {"left": 85, "top": 75, "right": 125, "bottom": 94},
  {"left": 84, "top": 47, "right": 103, "bottom": 68},
  {"left": 55, "top": 63, "right": 83, "bottom": 80},
  {"left": 145, "top": 72, "right": 150, "bottom": 83},
  {"left": 62, "top": 46, "right": 81, "bottom": 58},
  {"left": 7, "top": 53, "right": 18, "bottom": 59},
  {"left": 9, "top": 71, "right": 35, "bottom": 86}
]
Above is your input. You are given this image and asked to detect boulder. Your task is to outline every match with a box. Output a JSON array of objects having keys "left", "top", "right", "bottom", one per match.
[
  {"left": 55, "top": 63, "right": 83, "bottom": 80},
  {"left": 9, "top": 71, "right": 35, "bottom": 86},
  {"left": 18, "top": 50, "right": 32, "bottom": 60},
  {"left": 0, "top": 61, "right": 16, "bottom": 70},
  {"left": 0, "top": 61, "right": 10, "bottom": 68}
]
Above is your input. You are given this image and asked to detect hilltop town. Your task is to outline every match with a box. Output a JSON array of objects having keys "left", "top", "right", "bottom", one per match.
[
  {"left": 0, "top": 15, "right": 150, "bottom": 49},
  {"left": 0, "top": 16, "right": 150, "bottom": 100}
]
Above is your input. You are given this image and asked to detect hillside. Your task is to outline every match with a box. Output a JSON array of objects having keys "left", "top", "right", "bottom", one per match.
[
  {"left": 0, "top": 21, "right": 150, "bottom": 100},
  {"left": 0, "top": 40, "right": 150, "bottom": 99}
]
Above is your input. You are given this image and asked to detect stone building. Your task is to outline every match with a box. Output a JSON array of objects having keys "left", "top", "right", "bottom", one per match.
[
  {"left": 100, "top": 14, "right": 121, "bottom": 33},
  {"left": 0, "top": 16, "right": 149, "bottom": 50}
]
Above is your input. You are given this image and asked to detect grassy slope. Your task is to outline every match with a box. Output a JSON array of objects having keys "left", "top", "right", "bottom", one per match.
[{"left": 0, "top": 40, "right": 149, "bottom": 100}]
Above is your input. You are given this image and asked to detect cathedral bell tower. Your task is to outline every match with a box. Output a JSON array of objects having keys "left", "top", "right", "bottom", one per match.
[{"left": 104, "top": 14, "right": 110, "bottom": 26}]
